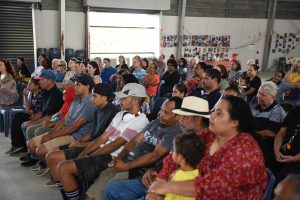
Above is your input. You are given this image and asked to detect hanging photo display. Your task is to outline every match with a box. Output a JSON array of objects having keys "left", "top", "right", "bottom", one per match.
[
  {"left": 162, "top": 35, "right": 178, "bottom": 47},
  {"left": 162, "top": 34, "right": 231, "bottom": 58},
  {"left": 182, "top": 34, "right": 230, "bottom": 47},
  {"left": 271, "top": 32, "right": 300, "bottom": 54}
]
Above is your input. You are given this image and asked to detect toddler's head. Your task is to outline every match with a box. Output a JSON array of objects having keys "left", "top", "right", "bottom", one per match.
[{"left": 172, "top": 133, "right": 205, "bottom": 169}]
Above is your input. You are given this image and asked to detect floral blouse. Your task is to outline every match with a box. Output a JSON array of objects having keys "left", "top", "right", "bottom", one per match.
[
  {"left": 157, "top": 128, "right": 267, "bottom": 200},
  {"left": 184, "top": 76, "right": 202, "bottom": 96},
  {"left": 227, "top": 70, "right": 241, "bottom": 84},
  {"left": 0, "top": 74, "right": 18, "bottom": 105}
]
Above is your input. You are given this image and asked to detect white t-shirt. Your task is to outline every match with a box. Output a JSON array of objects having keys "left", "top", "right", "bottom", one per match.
[
  {"left": 31, "top": 66, "right": 44, "bottom": 77},
  {"left": 102, "top": 110, "right": 149, "bottom": 157}
]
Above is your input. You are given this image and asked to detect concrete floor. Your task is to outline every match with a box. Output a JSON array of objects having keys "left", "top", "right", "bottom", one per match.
[{"left": 0, "top": 132, "right": 61, "bottom": 200}]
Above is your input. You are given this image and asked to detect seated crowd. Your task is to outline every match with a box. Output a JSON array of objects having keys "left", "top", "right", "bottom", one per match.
[{"left": 1, "top": 54, "right": 300, "bottom": 200}]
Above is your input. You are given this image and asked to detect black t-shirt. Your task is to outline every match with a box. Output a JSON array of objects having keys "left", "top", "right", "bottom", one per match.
[
  {"left": 20, "top": 65, "right": 31, "bottom": 78},
  {"left": 116, "top": 64, "right": 129, "bottom": 71},
  {"left": 42, "top": 85, "right": 64, "bottom": 117},
  {"left": 281, "top": 106, "right": 300, "bottom": 156},
  {"left": 161, "top": 71, "right": 180, "bottom": 87},
  {"left": 200, "top": 88, "right": 223, "bottom": 111},
  {"left": 245, "top": 76, "right": 261, "bottom": 98},
  {"left": 91, "top": 103, "right": 120, "bottom": 140}
]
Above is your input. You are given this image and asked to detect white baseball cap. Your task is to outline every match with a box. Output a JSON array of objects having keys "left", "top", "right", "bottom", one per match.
[{"left": 115, "top": 83, "right": 147, "bottom": 98}]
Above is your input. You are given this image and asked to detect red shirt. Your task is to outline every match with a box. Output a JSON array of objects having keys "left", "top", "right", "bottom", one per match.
[
  {"left": 143, "top": 74, "right": 160, "bottom": 96},
  {"left": 60, "top": 86, "right": 76, "bottom": 119},
  {"left": 157, "top": 128, "right": 267, "bottom": 200}
]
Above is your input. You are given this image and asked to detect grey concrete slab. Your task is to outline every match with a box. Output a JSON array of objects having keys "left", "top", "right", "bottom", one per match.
[{"left": 0, "top": 133, "right": 61, "bottom": 200}]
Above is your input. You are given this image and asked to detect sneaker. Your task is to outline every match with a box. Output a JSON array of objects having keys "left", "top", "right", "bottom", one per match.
[
  {"left": 20, "top": 158, "right": 38, "bottom": 167},
  {"left": 31, "top": 163, "right": 41, "bottom": 171},
  {"left": 9, "top": 147, "right": 27, "bottom": 156},
  {"left": 44, "top": 180, "right": 56, "bottom": 187},
  {"left": 19, "top": 153, "right": 31, "bottom": 161},
  {"left": 35, "top": 168, "right": 50, "bottom": 177},
  {"left": 5, "top": 146, "right": 19, "bottom": 154}
]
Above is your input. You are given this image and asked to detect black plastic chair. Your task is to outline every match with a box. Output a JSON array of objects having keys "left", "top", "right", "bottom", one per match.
[
  {"left": 65, "top": 48, "right": 75, "bottom": 62},
  {"left": 75, "top": 50, "right": 86, "bottom": 59},
  {"left": 49, "top": 48, "right": 61, "bottom": 60},
  {"left": 37, "top": 48, "right": 49, "bottom": 58}
]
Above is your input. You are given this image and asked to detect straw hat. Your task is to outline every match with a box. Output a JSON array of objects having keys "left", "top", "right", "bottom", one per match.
[{"left": 173, "top": 96, "right": 210, "bottom": 118}]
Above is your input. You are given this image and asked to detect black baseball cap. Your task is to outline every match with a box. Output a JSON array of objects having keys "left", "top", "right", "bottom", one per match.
[
  {"left": 71, "top": 73, "right": 95, "bottom": 88},
  {"left": 93, "top": 83, "right": 114, "bottom": 98}
]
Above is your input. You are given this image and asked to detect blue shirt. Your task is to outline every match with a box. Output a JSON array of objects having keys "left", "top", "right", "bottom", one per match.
[
  {"left": 56, "top": 72, "right": 66, "bottom": 82},
  {"left": 133, "top": 68, "right": 147, "bottom": 81},
  {"left": 101, "top": 66, "right": 116, "bottom": 84},
  {"left": 65, "top": 94, "right": 96, "bottom": 139}
]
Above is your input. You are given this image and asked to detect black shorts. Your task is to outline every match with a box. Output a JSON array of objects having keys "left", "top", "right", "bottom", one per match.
[
  {"left": 74, "top": 154, "right": 112, "bottom": 183},
  {"left": 64, "top": 147, "right": 86, "bottom": 160}
]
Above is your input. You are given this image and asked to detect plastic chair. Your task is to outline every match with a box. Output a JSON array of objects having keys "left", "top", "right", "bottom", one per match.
[
  {"left": 75, "top": 50, "right": 86, "bottom": 59},
  {"left": 49, "top": 48, "right": 60, "bottom": 60},
  {"left": 264, "top": 168, "right": 276, "bottom": 200},
  {"left": 37, "top": 48, "right": 49, "bottom": 58},
  {"left": 278, "top": 57, "right": 286, "bottom": 71},
  {"left": 65, "top": 48, "right": 74, "bottom": 62},
  {"left": 0, "top": 82, "right": 27, "bottom": 136}
]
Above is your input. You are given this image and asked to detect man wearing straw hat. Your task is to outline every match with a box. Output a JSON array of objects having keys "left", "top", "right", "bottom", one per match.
[{"left": 104, "top": 96, "right": 210, "bottom": 200}]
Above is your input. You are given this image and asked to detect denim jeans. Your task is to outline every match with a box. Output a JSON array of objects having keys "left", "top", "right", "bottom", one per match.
[
  {"left": 104, "top": 178, "right": 147, "bottom": 200},
  {"left": 87, "top": 168, "right": 128, "bottom": 200}
]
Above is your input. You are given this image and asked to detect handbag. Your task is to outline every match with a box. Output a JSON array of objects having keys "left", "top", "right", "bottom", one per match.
[{"left": 280, "top": 123, "right": 300, "bottom": 155}]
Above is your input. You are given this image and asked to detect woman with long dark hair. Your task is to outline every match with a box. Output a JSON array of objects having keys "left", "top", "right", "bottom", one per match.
[
  {"left": 87, "top": 61, "right": 102, "bottom": 84},
  {"left": 31, "top": 54, "right": 50, "bottom": 77},
  {"left": 0, "top": 59, "right": 19, "bottom": 105},
  {"left": 178, "top": 57, "right": 188, "bottom": 82},
  {"left": 227, "top": 60, "right": 241, "bottom": 84},
  {"left": 239, "top": 64, "right": 261, "bottom": 105},
  {"left": 15, "top": 57, "right": 31, "bottom": 82},
  {"left": 147, "top": 96, "right": 267, "bottom": 199}
]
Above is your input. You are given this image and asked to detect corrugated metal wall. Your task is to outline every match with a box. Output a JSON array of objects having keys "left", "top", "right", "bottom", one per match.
[{"left": 0, "top": 2, "right": 35, "bottom": 71}]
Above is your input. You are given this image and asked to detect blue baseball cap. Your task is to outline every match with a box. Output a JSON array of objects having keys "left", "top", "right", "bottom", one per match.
[{"left": 34, "top": 70, "right": 56, "bottom": 81}]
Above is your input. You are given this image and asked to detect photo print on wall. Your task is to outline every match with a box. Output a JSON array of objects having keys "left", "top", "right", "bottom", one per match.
[
  {"left": 162, "top": 34, "right": 231, "bottom": 59},
  {"left": 271, "top": 32, "right": 300, "bottom": 54}
]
